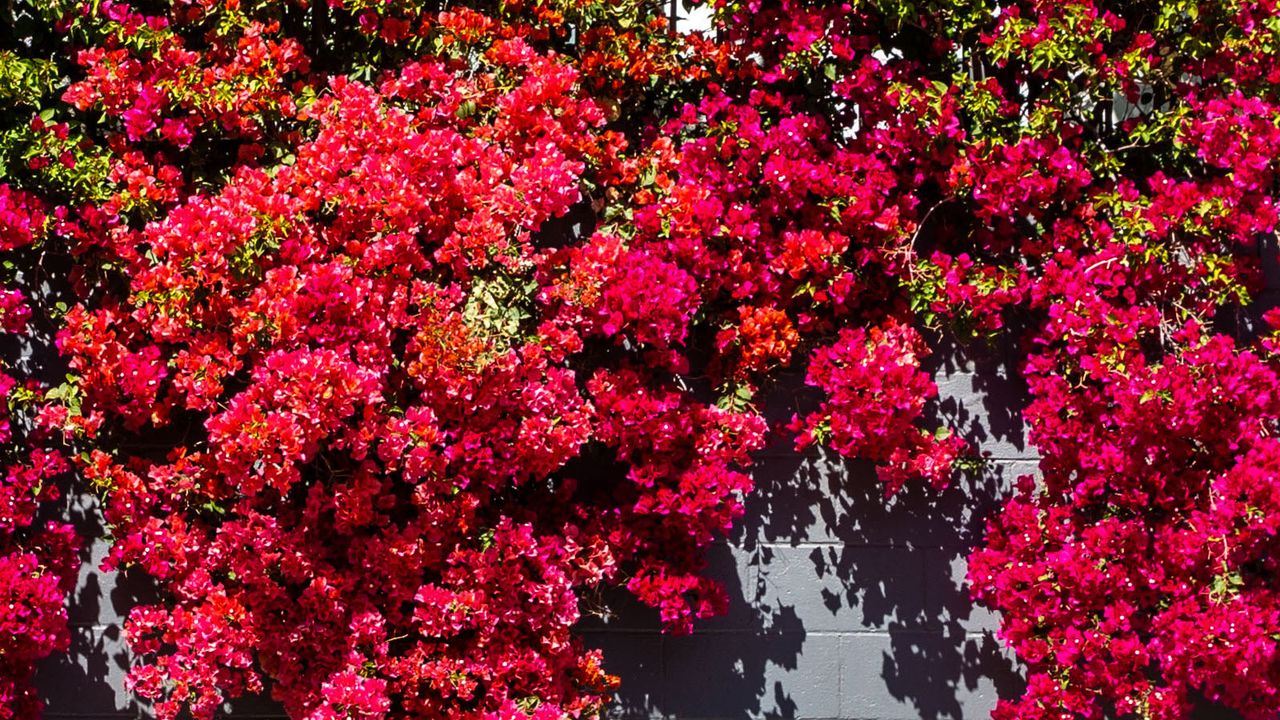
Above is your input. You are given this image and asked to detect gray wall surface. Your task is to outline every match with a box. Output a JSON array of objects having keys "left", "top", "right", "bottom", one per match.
[{"left": 36, "top": 339, "right": 1032, "bottom": 720}]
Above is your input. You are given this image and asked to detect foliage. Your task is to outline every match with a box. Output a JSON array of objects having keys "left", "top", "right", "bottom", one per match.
[{"left": 1, "top": 0, "right": 1279, "bottom": 719}]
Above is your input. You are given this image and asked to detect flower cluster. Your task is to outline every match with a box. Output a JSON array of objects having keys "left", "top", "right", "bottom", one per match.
[
  {"left": 972, "top": 334, "right": 1280, "bottom": 719},
  {"left": 793, "top": 322, "right": 965, "bottom": 493}
]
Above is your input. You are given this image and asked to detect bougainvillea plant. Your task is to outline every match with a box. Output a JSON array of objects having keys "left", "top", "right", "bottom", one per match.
[{"left": 2, "top": 0, "right": 1279, "bottom": 718}]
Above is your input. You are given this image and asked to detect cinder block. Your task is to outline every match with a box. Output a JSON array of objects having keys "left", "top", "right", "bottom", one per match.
[
  {"left": 64, "top": 537, "right": 116, "bottom": 627},
  {"left": 743, "top": 454, "right": 1029, "bottom": 553},
  {"left": 65, "top": 537, "right": 159, "bottom": 628},
  {"left": 580, "top": 633, "right": 665, "bottom": 719},
  {"left": 695, "top": 543, "right": 760, "bottom": 632},
  {"left": 839, "top": 632, "right": 1020, "bottom": 720},
  {"left": 740, "top": 444, "right": 861, "bottom": 547},
  {"left": 921, "top": 332, "right": 1024, "bottom": 379},
  {"left": 745, "top": 445, "right": 955, "bottom": 548},
  {"left": 38, "top": 624, "right": 137, "bottom": 717},
  {"left": 932, "top": 373, "right": 1034, "bottom": 462},
  {"left": 911, "top": 460, "right": 1030, "bottom": 552},
  {"left": 923, "top": 550, "right": 1002, "bottom": 635},
  {"left": 664, "top": 632, "right": 839, "bottom": 720},
  {"left": 750, "top": 545, "right": 928, "bottom": 633}
]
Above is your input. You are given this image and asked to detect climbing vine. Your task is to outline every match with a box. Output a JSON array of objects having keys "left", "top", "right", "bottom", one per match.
[{"left": 1, "top": 0, "right": 1279, "bottom": 719}]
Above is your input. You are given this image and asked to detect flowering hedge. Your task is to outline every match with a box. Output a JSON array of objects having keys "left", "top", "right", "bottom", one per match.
[{"left": 2, "top": 0, "right": 1279, "bottom": 718}]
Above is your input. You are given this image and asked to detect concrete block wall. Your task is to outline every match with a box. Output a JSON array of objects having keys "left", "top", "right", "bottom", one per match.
[
  {"left": 577, "top": 339, "right": 1032, "bottom": 720},
  {"left": 36, "top": 338, "right": 1033, "bottom": 719}
]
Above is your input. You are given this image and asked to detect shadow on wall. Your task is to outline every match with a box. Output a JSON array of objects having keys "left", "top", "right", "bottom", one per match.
[
  {"left": 37, "top": 489, "right": 159, "bottom": 718},
  {"left": 38, "top": 489, "right": 289, "bottom": 718},
  {"left": 582, "top": 336, "right": 1031, "bottom": 720},
  {"left": 10, "top": 249, "right": 154, "bottom": 717}
]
